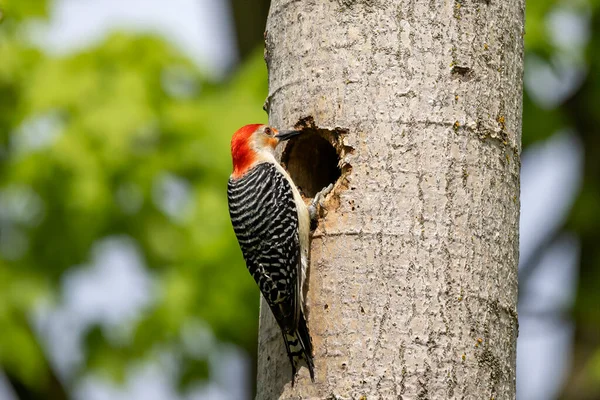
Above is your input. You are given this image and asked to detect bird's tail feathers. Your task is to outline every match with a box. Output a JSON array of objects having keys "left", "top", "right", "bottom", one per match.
[{"left": 283, "top": 312, "right": 315, "bottom": 385}]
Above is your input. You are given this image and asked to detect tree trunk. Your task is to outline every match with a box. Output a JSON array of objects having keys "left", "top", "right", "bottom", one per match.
[{"left": 258, "top": 1, "right": 524, "bottom": 399}]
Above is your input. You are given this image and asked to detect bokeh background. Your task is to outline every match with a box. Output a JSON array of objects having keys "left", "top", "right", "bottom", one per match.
[{"left": 0, "top": 0, "right": 598, "bottom": 399}]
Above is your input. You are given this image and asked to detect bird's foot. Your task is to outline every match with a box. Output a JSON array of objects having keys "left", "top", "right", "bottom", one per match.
[{"left": 309, "top": 184, "right": 333, "bottom": 227}]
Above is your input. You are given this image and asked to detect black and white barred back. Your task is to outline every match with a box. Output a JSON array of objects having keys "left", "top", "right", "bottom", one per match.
[{"left": 227, "top": 162, "right": 314, "bottom": 382}]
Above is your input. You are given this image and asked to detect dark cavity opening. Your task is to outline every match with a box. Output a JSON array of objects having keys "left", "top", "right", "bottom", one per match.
[{"left": 281, "top": 131, "right": 341, "bottom": 198}]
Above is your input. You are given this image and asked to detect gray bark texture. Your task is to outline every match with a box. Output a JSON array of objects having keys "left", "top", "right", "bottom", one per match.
[{"left": 258, "top": 0, "right": 524, "bottom": 399}]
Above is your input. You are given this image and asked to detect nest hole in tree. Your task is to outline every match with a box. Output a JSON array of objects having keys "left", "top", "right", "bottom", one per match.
[{"left": 281, "top": 130, "right": 341, "bottom": 198}]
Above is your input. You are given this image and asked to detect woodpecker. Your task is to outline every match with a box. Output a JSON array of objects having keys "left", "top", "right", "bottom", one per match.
[{"left": 227, "top": 124, "right": 330, "bottom": 383}]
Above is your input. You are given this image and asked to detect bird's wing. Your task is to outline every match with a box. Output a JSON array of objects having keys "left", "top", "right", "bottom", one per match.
[{"left": 227, "top": 162, "right": 301, "bottom": 333}]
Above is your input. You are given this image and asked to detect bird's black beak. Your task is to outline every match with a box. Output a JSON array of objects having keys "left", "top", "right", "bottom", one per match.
[{"left": 275, "top": 130, "right": 302, "bottom": 141}]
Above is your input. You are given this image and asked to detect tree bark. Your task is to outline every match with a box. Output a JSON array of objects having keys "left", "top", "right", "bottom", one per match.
[{"left": 258, "top": 1, "right": 524, "bottom": 399}]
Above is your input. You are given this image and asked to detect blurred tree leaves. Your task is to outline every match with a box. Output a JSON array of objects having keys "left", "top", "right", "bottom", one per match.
[
  {"left": 0, "top": 0, "right": 46, "bottom": 22},
  {"left": 0, "top": 1, "right": 267, "bottom": 396},
  {"left": 523, "top": 0, "right": 600, "bottom": 398}
]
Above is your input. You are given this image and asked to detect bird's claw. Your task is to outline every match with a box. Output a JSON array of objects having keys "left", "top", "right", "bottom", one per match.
[{"left": 309, "top": 183, "right": 333, "bottom": 223}]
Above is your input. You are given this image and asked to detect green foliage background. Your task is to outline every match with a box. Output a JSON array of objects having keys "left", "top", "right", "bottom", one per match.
[
  {"left": 0, "top": 0, "right": 266, "bottom": 396},
  {"left": 0, "top": 0, "right": 599, "bottom": 398}
]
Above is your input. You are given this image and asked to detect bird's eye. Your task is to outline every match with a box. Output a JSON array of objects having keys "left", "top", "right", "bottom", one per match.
[{"left": 264, "top": 127, "right": 272, "bottom": 136}]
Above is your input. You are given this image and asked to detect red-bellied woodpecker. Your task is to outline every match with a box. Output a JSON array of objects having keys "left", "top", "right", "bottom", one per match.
[{"left": 227, "top": 124, "right": 331, "bottom": 384}]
